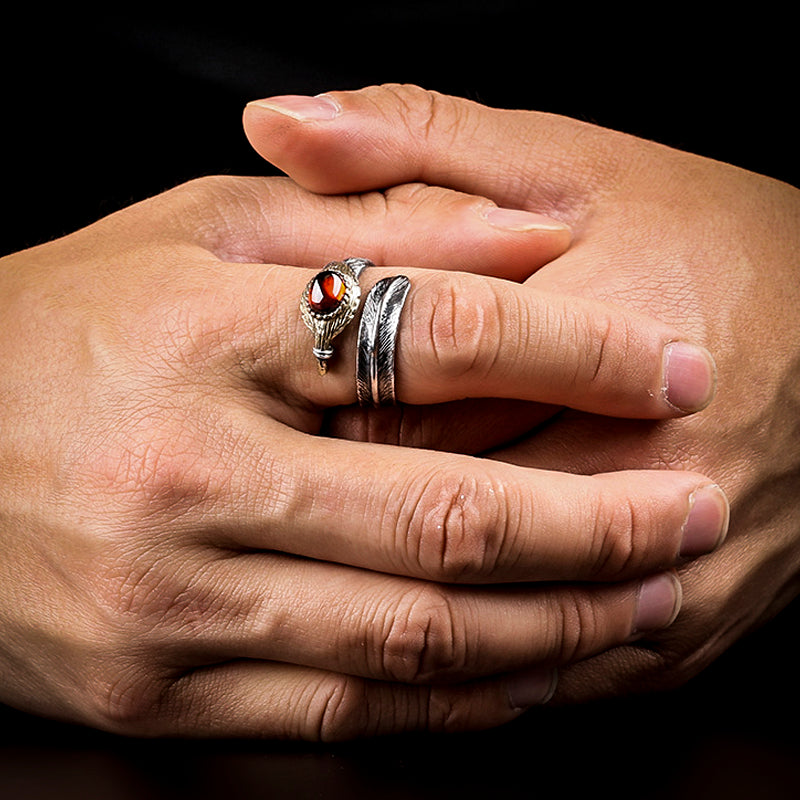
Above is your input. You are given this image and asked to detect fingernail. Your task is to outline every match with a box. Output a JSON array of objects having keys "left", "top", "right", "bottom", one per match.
[
  {"left": 662, "top": 341, "right": 717, "bottom": 413},
  {"left": 484, "top": 207, "right": 570, "bottom": 233},
  {"left": 680, "top": 484, "right": 730, "bottom": 557},
  {"left": 247, "top": 94, "right": 340, "bottom": 121},
  {"left": 630, "top": 573, "right": 682, "bottom": 638},
  {"left": 507, "top": 668, "right": 558, "bottom": 710}
]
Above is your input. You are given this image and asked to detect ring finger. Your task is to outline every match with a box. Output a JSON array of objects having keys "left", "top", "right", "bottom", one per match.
[{"left": 159, "top": 551, "right": 681, "bottom": 687}]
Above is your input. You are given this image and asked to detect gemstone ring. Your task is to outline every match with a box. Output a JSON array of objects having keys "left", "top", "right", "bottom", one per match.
[{"left": 300, "top": 258, "right": 373, "bottom": 375}]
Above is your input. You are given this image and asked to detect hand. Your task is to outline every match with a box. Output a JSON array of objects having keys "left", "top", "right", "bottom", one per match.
[
  {"left": 0, "top": 173, "right": 723, "bottom": 738},
  {"left": 242, "top": 84, "right": 800, "bottom": 701}
]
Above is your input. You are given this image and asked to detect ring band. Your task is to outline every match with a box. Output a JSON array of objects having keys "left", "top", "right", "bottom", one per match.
[
  {"left": 339, "top": 257, "right": 372, "bottom": 280},
  {"left": 356, "top": 275, "right": 411, "bottom": 406},
  {"left": 300, "top": 258, "right": 373, "bottom": 375}
]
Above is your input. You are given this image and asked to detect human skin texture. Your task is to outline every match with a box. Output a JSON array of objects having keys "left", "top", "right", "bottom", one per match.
[
  {"left": 243, "top": 83, "right": 800, "bottom": 704},
  {"left": 0, "top": 167, "right": 726, "bottom": 739}
]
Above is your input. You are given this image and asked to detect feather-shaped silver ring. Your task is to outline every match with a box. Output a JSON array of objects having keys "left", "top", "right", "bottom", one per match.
[{"left": 356, "top": 275, "right": 411, "bottom": 406}]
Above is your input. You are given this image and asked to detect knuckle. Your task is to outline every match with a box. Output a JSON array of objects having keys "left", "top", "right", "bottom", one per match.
[
  {"left": 586, "top": 489, "right": 640, "bottom": 579},
  {"left": 378, "top": 84, "right": 465, "bottom": 145},
  {"left": 309, "top": 675, "right": 371, "bottom": 742},
  {"left": 84, "top": 565, "right": 229, "bottom": 735},
  {"left": 585, "top": 477, "right": 672, "bottom": 579},
  {"left": 545, "top": 592, "right": 606, "bottom": 664},
  {"left": 577, "top": 309, "right": 635, "bottom": 392},
  {"left": 379, "top": 584, "right": 466, "bottom": 683},
  {"left": 139, "top": 278, "right": 242, "bottom": 376},
  {"left": 401, "top": 468, "right": 509, "bottom": 582},
  {"left": 163, "top": 174, "right": 254, "bottom": 231},
  {"left": 308, "top": 674, "right": 477, "bottom": 740},
  {"left": 86, "top": 658, "right": 171, "bottom": 735},
  {"left": 409, "top": 273, "right": 500, "bottom": 382},
  {"left": 85, "top": 423, "right": 225, "bottom": 523},
  {"left": 425, "top": 687, "right": 475, "bottom": 734},
  {"left": 127, "top": 438, "right": 207, "bottom": 512},
  {"left": 102, "top": 553, "right": 224, "bottom": 641},
  {"left": 148, "top": 175, "right": 261, "bottom": 259},
  {"left": 90, "top": 537, "right": 224, "bottom": 656}
]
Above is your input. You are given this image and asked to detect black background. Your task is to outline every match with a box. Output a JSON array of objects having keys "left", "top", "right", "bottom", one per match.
[{"left": 2, "top": 6, "right": 798, "bottom": 798}]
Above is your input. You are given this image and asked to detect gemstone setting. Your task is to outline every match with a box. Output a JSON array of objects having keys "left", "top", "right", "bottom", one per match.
[
  {"left": 300, "top": 260, "right": 366, "bottom": 375},
  {"left": 308, "top": 270, "right": 346, "bottom": 314}
]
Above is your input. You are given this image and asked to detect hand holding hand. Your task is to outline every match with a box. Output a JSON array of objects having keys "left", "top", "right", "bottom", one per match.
[
  {"left": 0, "top": 170, "right": 723, "bottom": 737},
  {"left": 243, "top": 84, "right": 800, "bottom": 702}
]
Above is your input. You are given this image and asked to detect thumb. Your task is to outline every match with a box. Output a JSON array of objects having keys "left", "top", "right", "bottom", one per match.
[{"left": 242, "top": 84, "right": 624, "bottom": 215}]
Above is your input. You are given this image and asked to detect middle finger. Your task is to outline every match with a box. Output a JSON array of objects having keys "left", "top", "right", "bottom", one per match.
[{"left": 206, "top": 419, "right": 729, "bottom": 585}]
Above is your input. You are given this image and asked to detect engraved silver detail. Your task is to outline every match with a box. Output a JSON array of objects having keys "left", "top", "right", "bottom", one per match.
[{"left": 356, "top": 275, "right": 411, "bottom": 406}]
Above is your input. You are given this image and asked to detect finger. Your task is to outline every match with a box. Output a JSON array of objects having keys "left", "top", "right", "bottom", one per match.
[
  {"left": 149, "top": 552, "right": 681, "bottom": 688},
  {"left": 218, "top": 264, "right": 717, "bottom": 418},
  {"left": 550, "top": 537, "right": 768, "bottom": 706},
  {"left": 124, "top": 174, "right": 569, "bottom": 282},
  {"left": 119, "top": 660, "right": 556, "bottom": 740},
  {"left": 209, "top": 424, "right": 729, "bottom": 584},
  {"left": 242, "top": 85, "right": 629, "bottom": 212},
  {"left": 322, "top": 398, "right": 559, "bottom": 455},
  {"left": 100, "top": 563, "right": 681, "bottom": 738}
]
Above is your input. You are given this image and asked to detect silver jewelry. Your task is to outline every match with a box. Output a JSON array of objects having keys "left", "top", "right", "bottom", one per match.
[
  {"left": 300, "top": 258, "right": 373, "bottom": 375},
  {"left": 356, "top": 275, "right": 411, "bottom": 406}
]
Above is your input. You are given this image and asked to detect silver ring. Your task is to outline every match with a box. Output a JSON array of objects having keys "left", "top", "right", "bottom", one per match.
[
  {"left": 356, "top": 276, "right": 411, "bottom": 406},
  {"left": 300, "top": 258, "right": 373, "bottom": 375}
]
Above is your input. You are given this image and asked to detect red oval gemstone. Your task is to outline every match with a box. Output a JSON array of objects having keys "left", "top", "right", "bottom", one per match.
[{"left": 308, "top": 270, "right": 346, "bottom": 313}]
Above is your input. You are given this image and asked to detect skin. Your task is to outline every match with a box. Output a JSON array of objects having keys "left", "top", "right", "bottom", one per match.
[
  {"left": 243, "top": 83, "right": 800, "bottom": 705},
  {"left": 0, "top": 170, "right": 724, "bottom": 739}
]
